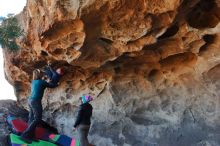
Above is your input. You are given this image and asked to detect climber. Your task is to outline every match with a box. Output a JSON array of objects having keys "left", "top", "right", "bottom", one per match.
[
  {"left": 73, "top": 95, "right": 93, "bottom": 146},
  {"left": 43, "top": 61, "right": 64, "bottom": 85},
  {"left": 20, "top": 69, "right": 59, "bottom": 144}
]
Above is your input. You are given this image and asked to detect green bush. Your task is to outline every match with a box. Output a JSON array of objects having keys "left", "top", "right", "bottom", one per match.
[{"left": 0, "top": 15, "right": 23, "bottom": 51}]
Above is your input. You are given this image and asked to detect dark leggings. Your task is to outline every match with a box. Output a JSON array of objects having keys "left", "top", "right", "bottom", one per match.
[
  {"left": 21, "top": 99, "right": 42, "bottom": 138},
  {"left": 78, "top": 125, "right": 90, "bottom": 146}
]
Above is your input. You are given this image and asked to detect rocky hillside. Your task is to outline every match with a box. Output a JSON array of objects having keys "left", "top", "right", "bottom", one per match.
[{"left": 2, "top": 0, "right": 220, "bottom": 145}]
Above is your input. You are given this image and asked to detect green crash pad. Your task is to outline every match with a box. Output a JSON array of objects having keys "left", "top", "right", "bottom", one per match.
[{"left": 10, "top": 134, "right": 57, "bottom": 146}]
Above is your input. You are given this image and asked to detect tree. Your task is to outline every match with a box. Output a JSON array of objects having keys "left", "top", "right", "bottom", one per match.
[{"left": 0, "top": 15, "right": 23, "bottom": 51}]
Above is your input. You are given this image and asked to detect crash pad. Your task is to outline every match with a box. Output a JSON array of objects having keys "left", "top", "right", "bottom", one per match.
[
  {"left": 7, "top": 117, "right": 46, "bottom": 139},
  {"left": 9, "top": 133, "right": 56, "bottom": 146},
  {"left": 7, "top": 116, "right": 81, "bottom": 146},
  {"left": 49, "top": 134, "right": 80, "bottom": 146}
]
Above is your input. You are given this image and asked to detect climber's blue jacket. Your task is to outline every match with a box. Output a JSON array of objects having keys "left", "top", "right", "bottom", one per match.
[{"left": 29, "top": 80, "right": 58, "bottom": 100}]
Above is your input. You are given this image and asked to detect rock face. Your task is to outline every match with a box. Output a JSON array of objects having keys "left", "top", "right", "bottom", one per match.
[{"left": 3, "top": 0, "right": 220, "bottom": 145}]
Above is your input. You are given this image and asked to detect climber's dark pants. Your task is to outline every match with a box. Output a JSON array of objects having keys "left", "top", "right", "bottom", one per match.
[
  {"left": 77, "top": 124, "right": 90, "bottom": 146},
  {"left": 21, "top": 99, "right": 42, "bottom": 138}
]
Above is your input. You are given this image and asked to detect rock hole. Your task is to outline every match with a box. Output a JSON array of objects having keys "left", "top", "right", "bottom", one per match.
[
  {"left": 99, "top": 37, "right": 113, "bottom": 44},
  {"left": 53, "top": 48, "right": 64, "bottom": 55},
  {"left": 90, "top": 87, "right": 95, "bottom": 91},
  {"left": 158, "top": 25, "right": 179, "bottom": 40},
  {"left": 186, "top": 0, "right": 219, "bottom": 29},
  {"left": 80, "top": 79, "right": 84, "bottom": 85},
  {"left": 11, "top": 58, "right": 20, "bottom": 66},
  {"left": 41, "top": 50, "right": 48, "bottom": 56},
  {"left": 148, "top": 69, "right": 159, "bottom": 78},
  {"left": 199, "top": 34, "right": 216, "bottom": 53},
  {"left": 202, "top": 34, "right": 215, "bottom": 43}
]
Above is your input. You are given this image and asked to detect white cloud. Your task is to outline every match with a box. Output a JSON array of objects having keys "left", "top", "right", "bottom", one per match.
[
  {"left": 0, "top": 0, "right": 26, "bottom": 17},
  {"left": 0, "top": 0, "right": 26, "bottom": 100}
]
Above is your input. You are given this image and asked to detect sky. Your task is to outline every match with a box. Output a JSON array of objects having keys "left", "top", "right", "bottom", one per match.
[{"left": 0, "top": 0, "right": 26, "bottom": 100}]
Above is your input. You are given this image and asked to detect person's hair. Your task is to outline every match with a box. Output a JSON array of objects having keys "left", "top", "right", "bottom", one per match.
[{"left": 32, "top": 69, "right": 42, "bottom": 80}]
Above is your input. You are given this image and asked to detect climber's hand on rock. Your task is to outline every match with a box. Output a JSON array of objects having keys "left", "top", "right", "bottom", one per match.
[
  {"left": 73, "top": 127, "right": 76, "bottom": 131},
  {"left": 47, "top": 60, "right": 52, "bottom": 66}
]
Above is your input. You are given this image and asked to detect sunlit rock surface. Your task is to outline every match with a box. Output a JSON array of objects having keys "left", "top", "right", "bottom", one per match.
[{"left": 2, "top": 0, "right": 220, "bottom": 145}]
